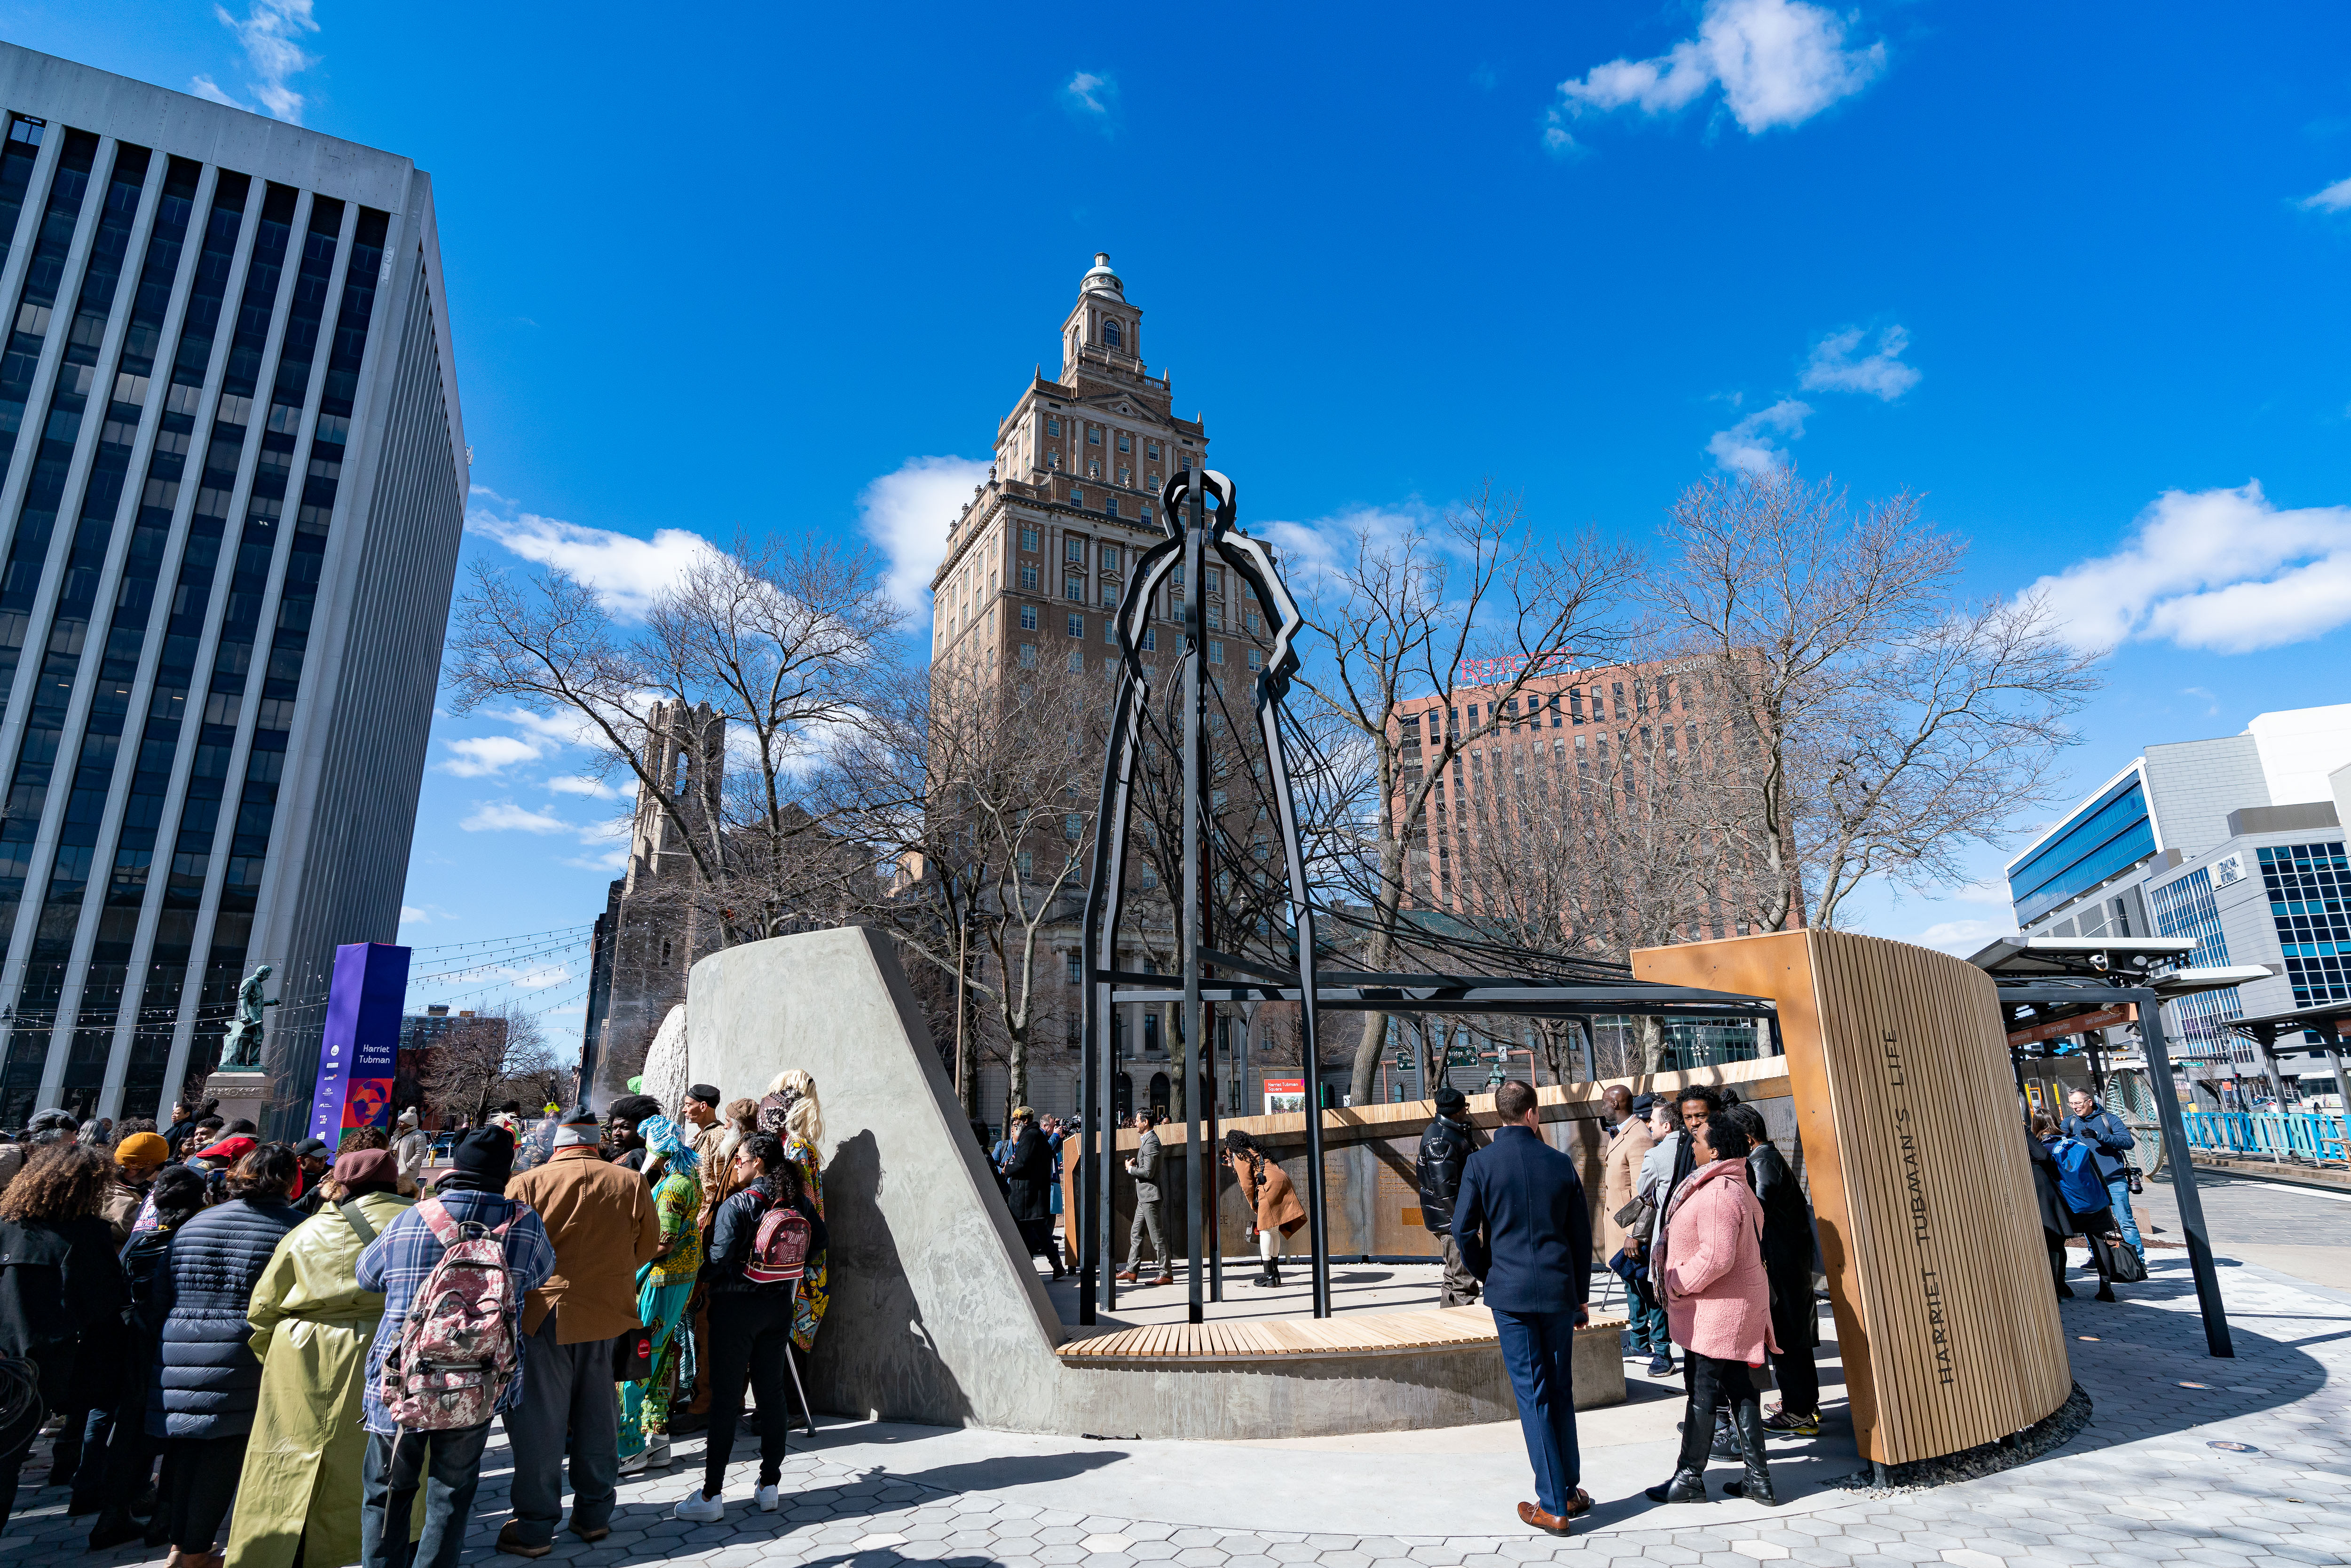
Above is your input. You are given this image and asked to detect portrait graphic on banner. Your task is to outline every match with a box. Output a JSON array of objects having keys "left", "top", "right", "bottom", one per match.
[{"left": 309, "top": 943, "right": 411, "bottom": 1142}]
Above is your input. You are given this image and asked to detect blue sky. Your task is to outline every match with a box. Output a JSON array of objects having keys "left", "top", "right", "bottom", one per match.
[{"left": 9, "top": 1, "right": 2349, "bottom": 1039}]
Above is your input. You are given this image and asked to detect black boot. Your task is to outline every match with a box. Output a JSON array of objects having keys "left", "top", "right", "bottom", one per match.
[
  {"left": 1647, "top": 1389, "right": 1715, "bottom": 1503},
  {"left": 1711, "top": 1409, "right": 1739, "bottom": 1459},
  {"left": 88, "top": 1506, "right": 145, "bottom": 1551},
  {"left": 1721, "top": 1399, "right": 1780, "bottom": 1505}
]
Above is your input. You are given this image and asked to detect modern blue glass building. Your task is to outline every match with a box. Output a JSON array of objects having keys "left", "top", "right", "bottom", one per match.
[
  {"left": 2006, "top": 707, "right": 2351, "bottom": 1084},
  {"left": 0, "top": 47, "right": 466, "bottom": 1127}
]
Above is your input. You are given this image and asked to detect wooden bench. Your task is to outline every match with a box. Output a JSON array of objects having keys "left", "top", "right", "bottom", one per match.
[{"left": 1058, "top": 1306, "right": 1630, "bottom": 1385}]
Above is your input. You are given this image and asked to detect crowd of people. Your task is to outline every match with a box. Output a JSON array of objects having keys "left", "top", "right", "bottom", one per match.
[
  {"left": 1397, "top": 1076, "right": 2148, "bottom": 1536},
  {"left": 0, "top": 1066, "right": 834, "bottom": 1567}
]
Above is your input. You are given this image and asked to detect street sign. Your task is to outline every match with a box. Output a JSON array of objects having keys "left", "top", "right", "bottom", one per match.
[{"left": 2006, "top": 1003, "right": 2136, "bottom": 1046}]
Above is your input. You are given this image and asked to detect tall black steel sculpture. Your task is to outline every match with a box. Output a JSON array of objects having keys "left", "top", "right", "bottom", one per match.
[{"left": 1077, "top": 470, "right": 1327, "bottom": 1326}]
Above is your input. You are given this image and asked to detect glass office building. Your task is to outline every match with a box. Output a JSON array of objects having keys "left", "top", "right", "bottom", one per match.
[
  {"left": 2008, "top": 706, "right": 2351, "bottom": 1086},
  {"left": 0, "top": 47, "right": 466, "bottom": 1127}
]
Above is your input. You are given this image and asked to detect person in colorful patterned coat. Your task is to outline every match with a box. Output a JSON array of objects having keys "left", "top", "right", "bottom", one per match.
[
  {"left": 618, "top": 1116, "right": 703, "bottom": 1474},
  {"left": 759, "top": 1072, "right": 830, "bottom": 1356}
]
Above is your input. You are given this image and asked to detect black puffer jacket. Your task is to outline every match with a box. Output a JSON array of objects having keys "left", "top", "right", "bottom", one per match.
[
  {"left": 150, "top": 1196, "right": 304, "bottom": 1439},
  {"left": 1415, "top": 1114, "right": 1479, "bottom": 1236}
]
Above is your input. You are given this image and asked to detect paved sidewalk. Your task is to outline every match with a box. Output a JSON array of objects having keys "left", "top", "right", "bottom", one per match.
[{"left": 8, "top": 1247, "right": 2348, "bottom": 1566}]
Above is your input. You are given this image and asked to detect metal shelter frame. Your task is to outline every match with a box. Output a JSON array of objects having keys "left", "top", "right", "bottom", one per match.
[
  {"left": 2223, "top": 1000, "right": 2351, "bottom": 1114},
  {"left": 1971, "top": 936, "right": 2248, "bottom": 1359},
  {"left": 1073, "top": 467, "right": 1779, "bottom": 1328}
]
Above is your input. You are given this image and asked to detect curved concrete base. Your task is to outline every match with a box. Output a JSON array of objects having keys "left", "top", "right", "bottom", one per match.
[{"left": 686, "top": 928, "right": 1620, "bottom": 1440}]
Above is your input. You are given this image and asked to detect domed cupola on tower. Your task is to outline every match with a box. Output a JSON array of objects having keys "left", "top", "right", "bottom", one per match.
[{"left": 1064, "top": 252, "right": 1141, "bottom": 374}]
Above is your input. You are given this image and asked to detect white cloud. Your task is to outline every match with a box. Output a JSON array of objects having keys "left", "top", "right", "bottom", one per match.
[
  {"left": 1799, "top": 324, "right": 1919, "bottom": 400},
  {"left": 546, "top": 775, "right": 625, "bottom": 799},
  {"left": 468, "top": 500, "right": 713, "bottom": 621},
  {"left": 460, "top": 800, "right": 572, "bottom": 835},
  {"left": 1552, "top": 0, "right": 1884, "bottom": 141},
  {"left": 2299, "top": 176, "right": 2351, "bottom": 213},
  {"left": 2028, "top": 481, "right": 2351, "bottom": 654},
  {"left": 859, "top": 456, "right": 991, "bottom": 623},
  {"left": 1706, "top": 398, "right": 1810, "bottom": 473},
  {"left": 562, "top": 846, "right": 633, "bottom": 873},
  {"left": 400, "top": 905, "right": 427, "bottom": 925},
  {"left": 438, "top": 734, "right": 545, "bottom": 778},
  {"left": 189, "top": 75, "right": 242, "bottom": 109},
  {"left": 1063, "top": 71, "right": 1117, "bottom": 123},
  {"left": 206, "top": 0, "right": 319, "bottom": 124},
  {"left": 1904, "top": 916, "right": 2017, "bottom": 959}
]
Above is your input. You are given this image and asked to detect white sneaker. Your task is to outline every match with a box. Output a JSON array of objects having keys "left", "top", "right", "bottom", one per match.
[
  {"left": 756, "top": 1483, "right": 781, "bottom": 1512},
  {"left": 618, "top": 1449, "right": 650, "bottom": 1476},
  {"left": 674, "top": 1489, "right": 725, "bottom": 1522}
]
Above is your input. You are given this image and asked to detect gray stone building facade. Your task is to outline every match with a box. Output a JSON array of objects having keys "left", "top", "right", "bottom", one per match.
[
  {"left": 580, "top": 700, "right": 726, "bottom": 1097},
  {"left": 928, "top": 254, "right": 1284, "bottom": 1128},
  {"left": 0, "top": 46, "right": 466, "bottom": 1127}
]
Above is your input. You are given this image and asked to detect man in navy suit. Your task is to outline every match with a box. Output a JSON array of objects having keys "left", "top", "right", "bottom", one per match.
[{"left": 1453, "top": 1077, "right": 1593, "bottom": 1537}]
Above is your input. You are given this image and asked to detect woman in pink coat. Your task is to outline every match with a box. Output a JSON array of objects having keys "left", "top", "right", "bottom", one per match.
[{"left": 1643, "top": 1112, "right": 1783, "bottom": 1507}]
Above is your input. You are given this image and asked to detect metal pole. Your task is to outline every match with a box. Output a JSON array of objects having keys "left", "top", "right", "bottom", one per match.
[
  {"left": 2326, "top": 1044, "right": 2350, "bottom": 1164},
  {"left": 1205, "top": 1009, "right": 1223, "bottom": 1301},
  {"left": 1300, "top": 944, "right": 1331, "bottom": 1319},
  {"left": 1181, "top": 484, "right": 1207, "bottom": 1328},
  {"left": 1079, "top": 967, "right": 1098, "bottom": 1327},
  {"left": 2263, "top": 1042, "right": 2290, "bottom": 1162},
  {"left": 2136, "top": 991, "right": 2233, "bottom": 1357}
]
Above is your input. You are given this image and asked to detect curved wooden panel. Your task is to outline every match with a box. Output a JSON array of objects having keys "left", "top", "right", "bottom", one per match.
[{"left": 1634, "top": 930, "right": 2071, "bottom": 1466}]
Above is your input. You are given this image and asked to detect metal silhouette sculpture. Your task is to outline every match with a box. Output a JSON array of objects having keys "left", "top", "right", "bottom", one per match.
[
  {"left": 1077, "top": 469, "right": 1329, "bottom": 1325},
  {"left": 1070, "top": 470, "right": 1783, "bottom": 1331}
]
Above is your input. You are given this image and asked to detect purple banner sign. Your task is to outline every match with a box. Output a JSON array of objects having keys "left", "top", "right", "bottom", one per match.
[{"left": 308, "top": 942, "right": 411, "bottom": 1142}]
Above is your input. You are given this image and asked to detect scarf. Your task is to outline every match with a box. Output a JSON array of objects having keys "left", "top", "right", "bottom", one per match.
[{"left": 639, "top": 1114, "right": 699, "bottom": 1174}]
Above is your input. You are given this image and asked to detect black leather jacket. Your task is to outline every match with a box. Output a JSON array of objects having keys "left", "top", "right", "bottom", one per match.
[{"left": 1416, "top": 1114, "right": 1480, "bottom": 1236}]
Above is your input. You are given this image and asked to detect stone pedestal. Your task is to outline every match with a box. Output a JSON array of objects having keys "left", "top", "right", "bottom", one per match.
[{"left": 205, "top": 1070, "right": 271, "bottom": 1136}]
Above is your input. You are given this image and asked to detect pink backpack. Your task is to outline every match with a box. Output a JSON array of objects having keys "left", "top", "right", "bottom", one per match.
[
  {"left": 743, "top": 1195, "right": 813, "bottom": 1285},
  {"left": 379, "top": 1199, "right": 521, "bottom": 1430}
]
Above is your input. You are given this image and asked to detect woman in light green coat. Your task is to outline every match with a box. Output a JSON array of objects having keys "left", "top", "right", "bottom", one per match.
[{"left": 224, "top": 1149, "right": 413, "bottom": 1568}]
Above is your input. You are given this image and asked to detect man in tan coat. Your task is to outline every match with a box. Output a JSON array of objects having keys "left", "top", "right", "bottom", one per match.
[
  {"left": 1597, "top": 1086, "right": 1655, "bottom": 1260},
  {"left": 1600, "top": 1089, "right": 1671, "bottom": 1369},
  {"left": 496, "top": 1109, "right": 662, "bottom": 1556}
]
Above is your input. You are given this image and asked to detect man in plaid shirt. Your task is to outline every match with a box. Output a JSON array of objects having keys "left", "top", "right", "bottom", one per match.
[{"left": 355, "top": 1127, "right": 554, "bottom": 1568}]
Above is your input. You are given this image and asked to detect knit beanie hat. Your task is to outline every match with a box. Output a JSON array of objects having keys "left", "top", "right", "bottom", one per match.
[{"left": 451, "top": 1127, "right": 515, "bottom": 1181}]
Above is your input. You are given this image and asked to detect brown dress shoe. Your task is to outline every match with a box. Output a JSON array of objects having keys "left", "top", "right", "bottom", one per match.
[
  {"left": 1565, "top": 1487, "right": 1593, "bottom": 1516},
  {"left": 1151, "top": 1273, "right": 1175, "bottom": 1286},
  {"left": 496, "top": 1522, "right": 553, "bottom": 1558},
  {"left": 1518, "top": 1501, "right": 1572, "bottom": 1536},
  {"left": 1116, "top": 1270, "right": 1139, "bottom": 1283}
]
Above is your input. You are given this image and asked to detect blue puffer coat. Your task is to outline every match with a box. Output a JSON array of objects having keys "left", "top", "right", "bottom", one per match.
[{"left": 148, "top": 1195, "right": 305, "bottom": 1438}]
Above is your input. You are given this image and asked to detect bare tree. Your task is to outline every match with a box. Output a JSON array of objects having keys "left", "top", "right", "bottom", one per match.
[
  {"left": 825, "top": 653, "right": 1106, "bottom": 1115},
  {"left": 418, "top": 1004, "right": 555, "bottom": 1128},
  {"left": 645, "top": 540, "right": 902, "bottom": 935},
  {"left": 1647, "top": 467, "right": 2102, "bottom": 929},
  {"left": 445, "top": 534, "right": 900, "bottom": 952},
  {"left": 1291, "top": 482, "right": 1630, "bottom": 1104}
]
